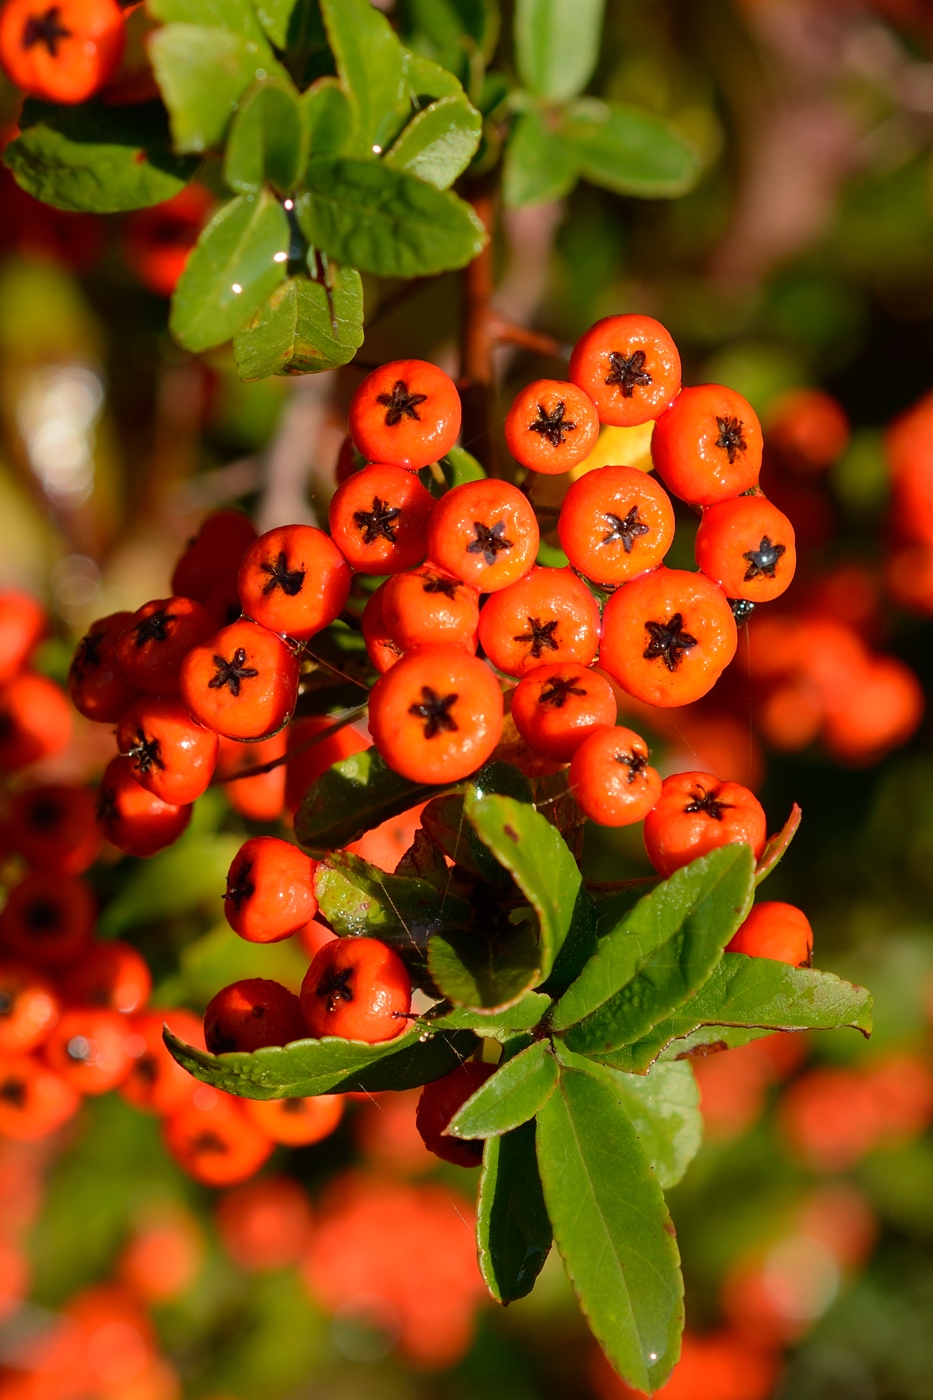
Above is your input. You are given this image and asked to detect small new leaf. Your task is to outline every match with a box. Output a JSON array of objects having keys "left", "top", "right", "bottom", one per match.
[{"left": 384, "top": 93, "right": 482, "bottom": 190}]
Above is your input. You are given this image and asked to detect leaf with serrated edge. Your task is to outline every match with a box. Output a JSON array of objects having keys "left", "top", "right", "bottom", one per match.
[
  {"left": 163, "top": 1025, "right": 478, "bottom": 1099},
  {"left": 448, "top": 1040, "right": 557, "bottom": 1139},
  {"left": 559, "top": 1049, "right": 701, "bottom": 1190},
  {"left": 314, "top": 849, "right": 470, "bottom": 947},
  {"left": 297, "top": 157, "right": 486, "bottom": 278},
  {"left": 553, "top": 845, "right": 754, "bottom": 1045},
  {"left": 425, "top": 991, "right": 551, "bottom": 1037},
  {"left": 466, "top": 793, "right": 589, "bottom": 982},
  {"left": 384, "top": 94, "right": 482, "bottom": 190},
  {"left": 477, "top": 1122, "right": 551, "bottom": 1305},
  {"left": 597, "top": 954, "right": 873, "bottom": 1074},
  {"left": 536, "top": 1064, "right": 682, "bottom": 1393},
  {"left": 755, "top": 804, "right": 802, "bottom": 885},
  {"left": 295, "top": 746, "right": 443, "bottom": 855},
  {"left": 428, "top": 922, "right": 541, "bottom": 1012}
]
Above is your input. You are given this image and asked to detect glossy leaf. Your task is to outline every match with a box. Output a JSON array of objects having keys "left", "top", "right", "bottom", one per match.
[
  {"left": 253, "top": 0, "right": 318, "bottom": 50},
  {"left": 448, "top": 1040, "right": 557, "bottom": 1138},
  {"left": 440, "top": 444, "right": 486, "bottom": 485},
  {"left": 536, "top": 1065, "right": 682, "bottom": 1393},
  {"left": 295, "top": 745, "right": 442, "bottom": 855},
  {"left": 755, "top": 803, "right": 802, "bottom": 885},
  {"left": 384, "top": 93, "right": 482, "bottom": 189},
  {"left": 163, "top": 1024, "right": 478, "bottom": 1099},
  {"left": 552, "top": 845, "right": 755, "bottom": 1051},
  {"left": 514, "top": 0, "right": 604, "bottom": 103},
  {"left": 150, "top": 25, "right": 286, "bottom": 156},
  {"left": 233, "top": 267, "right": 364, "bottom": 380},
  {"left": 601, "top": 954, "right": 873, "bottom": 1074},
  {"left": 503, "top": 106, "right": 577, "bottom": 208},
  {"left": 302, "top": 78, "right": 358, "bottom": 157},
  {"left": 319, "top": 0, "right": 407, "bottom": 150},
  {"left": 422, "top": 793, "right": 508, "bottom": 883},
  {"left": 224, "top": 79, "right": 306, "bottom": 195},
  {"left": 394, "top": 827, "right": 450, "bottom": 890},
  {"left": 563, "top": 98, "right": 700, "bottom": 199},
  {"left": 466, "top": 793, "right": 590, "bottom": 982},
  {"left": 561, "top": 1051, "right": 702, "bottom": 1190},
  {"left": 170, "top": 192, "right": 288, "bottom": 353},
  {"left": 424, "top": 990, "right": 551, "bottom": 1037},
  {"left": 477, "top": 1121, "right": 552, "bottom": 1304},
  {"left": 428, "top": 922, "right": 541, "bottom": 1011},
  {"left": 401, "top": 45, "right": 464, "bottom": 99},
  {"left": 297, "top": 157, "right": 486, "bottom": 277},
  {"left": 149, "top": 0, "right": 269, "bottom": 42},
  {"left": 314, "top": 849, "right": 469, "bottom": 949},
  {"left": 3, "top": 101, "right": 196, "bottom": 213}
]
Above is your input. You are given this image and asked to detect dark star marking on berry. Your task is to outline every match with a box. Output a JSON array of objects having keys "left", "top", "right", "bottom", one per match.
[
  {"left": 615, "top": 749, "right": 648, "bottom": 783},
  {"left": 0, "top": 1078, "right": 25, "bottom": 1108},
  {"left": 208, "top": 648, "right": 259, "bottom": 697},
  {"left": 408, "top": 686, "right": 459, "bottom": 739},
  {"left": 421, "top": 574, "right": 459, "bottom": 598},
  {"left": 316, "top": 964, "right": 354, "bottom": 1012},
  {"left": 538, "top": 675, "right": 587, "bottom": 708},
  {"left": 605, "top": 349, "right": 652, "bottom": 398},
  {"left": 742, "top": 535, "right": 785, "bottom": 581},
  {"left": 22, "top": 5, "right": 71, "bottom": 54},
  {"left": 643, "top": 613, "right": 698, "bottom": 672},
  {"left": 602, "top": 505, "right": 650, "bottom": 553},
  {"left": 260, "top": 551, "right": 306, "bottom": 597},
  {"left": 715, "top": 416, "right": 747, "bottom": 464},
  {"left": 132, "top": 609, "right": 175, "bottom": 647},
  {"left": 73, "top": 629, "right": 103, "bottom": 678},
  {"left": 27, "top": 797, "right": 63, "bottom": 832},
  {"left": 224, "top": 862, "right": 255, "bottom": 911},
  {"left": 96, "top": 786, "right": 118, "bottom": 829},
  {"left": 192, "top": 1131, "right": 230, "bottom": 1154},
  {"left": 25, "top": 899, "right": 60, "bottom": 932},
  {"left": 466, "top": 520, "right": 513, "bottom": 566},
  {"left": 514, "top": 616, "right": 559, "bottom": 659},
  {"left": 376, "top": 380, "right": 428, "bottom": 427},
  {"left": 126, "top": 729, "right": 164, "bottom": 775},
  {"left": 728, "top": 597, "right": 755, "bottom": 624},
  {"left": 684, "top": 785, "right": 733, "bottom": 821},
  {"left": 353, "top": 496, "right": 401, "bottom": 545},
  {"left": 528, "top": 400, "right": 576, "bottom": 448}
]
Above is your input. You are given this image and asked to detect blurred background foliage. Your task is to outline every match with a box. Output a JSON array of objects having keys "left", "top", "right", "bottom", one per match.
[{"left": 5, "top": 0, "right": 933, "bottom": 1397}]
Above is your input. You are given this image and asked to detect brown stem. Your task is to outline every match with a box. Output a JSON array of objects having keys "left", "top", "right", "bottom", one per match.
[
  {"left": 584, "top": 876, "right": 661, "bottom": 894},
  {"left": 213, "top": 704, "right": 368, "bottom": 786},
  {"left": 459, "top": 192, "right": 497, "bottom": 470},
  {"left": 489, "top": 319, "right": 567, "bottom": 360}
]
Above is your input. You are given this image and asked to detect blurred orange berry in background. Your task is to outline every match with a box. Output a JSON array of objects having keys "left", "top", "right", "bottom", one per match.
[
  {"left": 591, "top": 1330, "right": 780, "bottom": 1400},
  {"left": 124, "top": 185, "right": 215, "bottom": 299},
  {"left": 766, "top": 388, "right": 850, "bottom": 473},
  {"left": 118, "top": 1208, "right": 203, "bottom": 1303},
  {"left": 216, "top": 1175, "right": 313, "bottom": 1272}
]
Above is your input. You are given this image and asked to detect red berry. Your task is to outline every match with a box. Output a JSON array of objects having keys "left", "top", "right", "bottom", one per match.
[
  {"left": 557, "top": 465, "right": 675, "bottom": 587},
  {"left": 0, "top": 962, "right": 59, "bottom": 1053},
  {"left": 217, "top": 731, "right": 286, "bottom": 822},
  {"left": 121, "top": 1008, "right": 204, "bottom": 1115},
  {"left": 59, "top": 940, "right": 152, "bottom": 1015},
  {"left": 0, "top": 671, "right": 72, "bottom": 769},
  {"left": 0, "top": 871, "right": 94, "bottom": 967},
  {"left": 163, "top": 1092, "right": 273, "bottom": 1186},
  {"left": 96, "top": 755, "right": 192, "bottom": 858},
  {"left": 0, "top": 1054, "right": 79, "bottom": 1140},
  {"left": 204, "top": 978, "right": 307, "bottom": 1054},
  {"left": 0, "top": 0, "right": 125, "bottom": 104},
  {"left": 426, "top": 479, "right": 539, "bottom": 593},
  {"left": 43, "top": 1007, "right": 131, "bottom": 1094},
  {"left": 329, "top": 463, "right": 436, "bottom": 574},
  {"left": 116, "top": 694, "right": 219, "bottom": 806},
  {"left": 113, "top": 597, "right": 215, "bottom": 695},
  {"left": 8, "top": 783, "right": 101, "bottom": 874},
  {"left": 349, "top": 359, "right": 461, "bottom": 470},
  {"left": 223, "top": 836, "right": 317, "bottom": 944},
  {"left": 68, "top": 612, "right": 140, "bottom": 724},
  {"left": 179, "top": 618, "right": 300, "bottom": 741},
  {"left": 415, "top": 1061, "right": 495, "bottom": 1167},
  {"left": 243, "top": 1093, "right": 344, "bottom": 1146},
  {"left": 0, "top": 592, "right": 44, "bottom": 684},
  {"left": 300, "top": 937, "right": 411, "bottom": 1043},
  {"left": 643, "top": 770, "right": 767, "bottom": 878},
  {"left": 569, "top": 314, "right": 681, "bottom": 427},
  {"left": 171, "top": 510, "right": 257, "bottom": 603},
  {"left": 726, "top": 901, "right": 813, "bottom": 966},
  {"left": 511, "top": 662, "right": 617, "bottom": 763},
  {"left": 237, "top": 525, "right": 351, "bottom": 642},
  {"left": 651, "top": 384, "right": 763, "bottom": 505},
  {"left": 569, "top": 725, "right": 662, "bottom": 827},
  {"left": 504, "top": 379, "right": 599, "bottom": 474}
]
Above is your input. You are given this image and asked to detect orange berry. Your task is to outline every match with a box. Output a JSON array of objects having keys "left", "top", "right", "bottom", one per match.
[
  {"left": 179, "top": 618, "right": 300, "bottom": 741},
  {"left": 767, "top": 387, "right": 849, "bottom": 473},
  {"left": 96, "top": 755, "right": 192, "bottom": 858},
  {"left": 569, "top": 725, "right": 662, "bottom": 827},
  {"left": 477, "top": 565, "right": 601, "bottom": 678},
  {"left": 223, "top": 836, "right": 317, "bottom": 944},
  {"left": 116, "top": 694, "right": 219, "bottom": 806},
  {"left": 216, "top": 1175, "right": 312, "bottom": 1269},
  {"left": 557, "top": 464, "right": 675, "bottom": 587},
  {"left": 171, "top": 510, "right": 257, "bottom": 604},
  {"left": 300, "top": 936, "right": 411, "bottom": 1043},
  {"left": 329, "top": 463, "right": 435, "bottom": 573},
  {"left": 0, "top": 962, "right": 59, "bottom": 1053},
  {"left": 113, "top": 596, "right": 214, "bottom": 695},
  {"left": 243, "top": 1093, "right": 344, "bottom": 1146},
  {"left": 68, "top": 611, "right": 139, "bottom": 724},
  {"left": 0, "top": 671, "right": 72, "bottom": 769},
  {"left": 43, "top": 1007, "right": 130, "bottom": 1094},
  {"left": 0, "top": 0, "right": 125, "bottom": 103},
  {"left": 368, "top": 645, "right": 503, "bottom": 783},
  {"left": 217, "top": 731, "right": 286, "bottom": 822},
  {"left": 568, "top": 314, "right": 681, "bottom": 427},
  {"left": 415, "top": 1061, "right": 495, "bottom": 1167},
  {"left": 695, "top": 495, "right": 796, "bottom": 603},
  {"left": 0, "top": 592, "right": 44, "bottom": 684},
  {"left": 510, "top": 662, "right": 617, "bottom": 763},
  {"left": 599, "top": 566, "right": 737, "bottom": 707},
  {"left": 361, "top": 580, "right": 405, "bottom": 674},
  {"left": 0, "top": 871, "right": 94, "bottom": 968},
  {"left": 0, "top": 1053, "right": 80, "bottom": 1140},
  {"left": 121, "top": 1008, "right": 204, "bottom": 1115},
  {"left": 163, "top": 1091, "right": 273, "bottom": 1186},
  {"left": 652, "top": 384, "right": 763, "bottom": 505},
  {"left": 237, "top": 524, "right": 351, "bottom": 642},
  {"left": 504, "top": 379, "right": 599, "bottom": 474},
  {"left": 8, "top": 783, "right": 101, "bottom": 874},
  {"left": 59, "top": 940, "right": 151, "bottom": 1015},
  {"left": 382, "top": 566, "right": 480, "bottom": 651},
  {"left": 727, "top": 901, "right": 812, "bottom": 966},
  {"left": 426, "top": 479, "right": 539, "bottom": 592},
  {"left": 349, "top": 359, "right": 461, "bottom": 470},
  {"left": 203, "top": 978, "right": 306, "bottom": 1054},
  {"left": 643, "top": 770, "right": 767, "bottom": 878}
]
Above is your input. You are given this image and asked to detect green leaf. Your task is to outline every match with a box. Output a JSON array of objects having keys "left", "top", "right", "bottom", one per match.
[
  {"left": 319, "top": 0, "right": 407, "bottom": 150},
  {"left": 224, "top": 78, "right": 305, "bottom": 195},
  {"left": 422, "top": 793, "right": 509, "bottom": 884},
  {"left": 302, "top": 78, "right": 358, "bottom": 157},
  {"left": 395, "top": 827, "right": 450, "bottom": 889},
  {"left": 297, "top": 157, "right": 487, "bottom": 277},
  {"left": 98, "top": 834, "right": 241, "bottom": 935},
  {"left": 424, "top": 990, "right": 551, "bottom": 1037},
  {"left": 755, "top": 803, "right": 802, "bottom": 885},
  {"left": 428, "top": 921, "right": 542, "bottom": 1011},
  {"left": 148, "top": 0, "right": 269, "bottom": 42},
  {"left": 561, "top": 1051, "right": 702, "bottom": 1190},
  {"left": 536, "top": 1065, "right": 682, "bottom": 1393},
  {"left": 448, "top": 1040, "right": 557, "bottom": 1138},
  {"left": 295, "top": 745, "right": 442, "bottom": 855},
  {"left": 401, "top": 0, "right": 500, "bottom": 73},
  {"left": 466, "top": 793, "right": 591, "bottom": 983},
  {"left": 477, "top": 1121, "right": 551, "bottom": 1304},
  {"left": 3, "top": 100, "right": 196, "bottom": 213},
  {"left": 251, "top": 0, "right": 311, "bottom": 49},
  {"left": 233, "top": 267, "right": 364, "bottom": 380},
  {"left": 562, "top": 98, "right": 700, "bottom": 199},
  {"left": 163, "top": 1023, "right": 478, "bottom": 1098},
  {"left": 503, "top": 106, "right": 577, "bottom": 208},
  {"left": 514, "top": 0, "right": 604, "bottom": 103},
  {"left": 401, "top": 44, "right": 466, "bottom": 99},
  {"left": 552, "top": 846, "right": 755, "bottom": 1052},
  {"left": 601, "top": 954, "right": 874, "bottom": 1074},
  {"left": 149, "top": 25, "right": 286, "bottom": 156},
  {"left": 314, "top": 848, "right": 469, "bottom": 950},
  {"left": 384, "top": 93, "right": 482, "bottom": 189},
  {"left": 440, "top": 444, "right": 486, "bottom": 485},
  {"left": 170, "top": 191, "right": 288, "bottom": 352}
]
